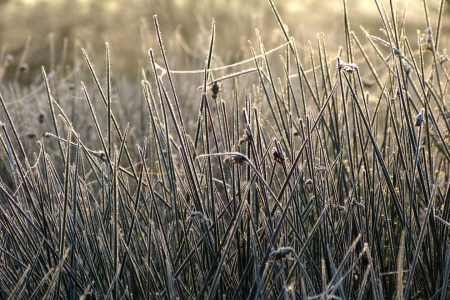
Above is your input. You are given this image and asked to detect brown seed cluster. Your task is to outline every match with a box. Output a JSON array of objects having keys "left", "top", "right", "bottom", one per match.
[
  {"left": 415, "top": 109, "right": 425, "bottom": 127},
  {"left": 338, "top": 60, "right": 358, "bottom": 73},
  {"left": 272, "top": 148, "right": 284, "bottom": 164},
  {"left": 239, "top": 123, "right": 253, "bottom": 145},
  {"left": 333, "top": 204, "right": 346, "bottom": 212},
  {"left": 224, "top": 154, "right": 245, "bottom": 165},
  {"left": 421, "top": 28, "right": 433, "bottom": 52},
  {"left": 210, "top": 82, "right": 220, "bottom": 99},
  {"left": 270, "top": 247, "right": 295, "bottom": 260},
  {"left": 351, "top": 198, "right": 365, "bottom": 209}
]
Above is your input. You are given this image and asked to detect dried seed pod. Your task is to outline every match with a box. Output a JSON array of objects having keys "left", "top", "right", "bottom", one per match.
[
  {"left": 272, "top": 148, "right": 285, "bottom": 164},
  {"left": 38, "top": 112, "right": 45, "bottom": 124},
  {"left": 415, "top": 109, "right": 424, "bottom": 127},
  {"left": 315, "top": 164, "right": 327, "bottom": 173},
  {"left": 210, "top": 82, "right": 220, "bottom": 99},
  {"left": 239, "top": 135, "right": 249, "bottom": 145},
  {"left": 270, "top": 247, "right": 295, "bottom": 260},
  {"left": 338, "top": 59, "right": 358, "bottom": 73},
  {"left": 272, "top": 139, "right": 285, "bottom": 165},
  {"left": 351, "top": 198, "right": 365, "bottom": 209},
  {"left": 224, "top": 154, "right": 245, "bottom": 165},
  {"left": 333, "top": 204, "right": 346, "bottom": 212},
  {"left": 421, "top": 28, "right": 433, "bottom": 52},
  {"left": 361, "top": 252, "right": 369, "bottom": 266},
  {"left": 89, "top": 150, "right": 108, "bottom": 162},
  {"left": 19, "top": 63, "right": 29, "bottom": 72},
  {"left": 239, "top": 123, "right": 253, "bottom": 144}
]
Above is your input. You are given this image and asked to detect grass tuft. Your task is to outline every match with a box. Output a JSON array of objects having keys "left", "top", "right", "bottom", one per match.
[{"left": 1, "top": 0, "right": 450, "bottom": 299}]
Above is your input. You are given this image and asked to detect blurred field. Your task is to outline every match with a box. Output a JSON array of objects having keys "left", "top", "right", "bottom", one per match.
[{"left": 0, "top": 0, "right": 448, "bottom": 82}]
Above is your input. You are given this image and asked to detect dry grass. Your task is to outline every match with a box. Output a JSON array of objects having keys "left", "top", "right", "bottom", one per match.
[{"left": 1, "top": 0, "right": 450, "bottom": 299}]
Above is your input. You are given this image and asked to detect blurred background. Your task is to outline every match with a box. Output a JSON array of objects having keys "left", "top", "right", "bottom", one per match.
[{"left": 0, "top": 0, "right": 448, "bottom": 83}]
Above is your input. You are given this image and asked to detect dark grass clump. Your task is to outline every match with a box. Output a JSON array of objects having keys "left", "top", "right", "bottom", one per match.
[{"left": 1, "top": 0, "right": 450, "bottom": 299}]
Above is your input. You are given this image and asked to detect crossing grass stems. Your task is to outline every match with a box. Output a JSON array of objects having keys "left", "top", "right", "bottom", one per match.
[{"left": 0, "top": 0, "right": 450, "bottom": 299}]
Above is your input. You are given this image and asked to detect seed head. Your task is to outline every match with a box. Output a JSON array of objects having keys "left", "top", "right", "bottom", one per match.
[
  {"left": 351, "top": 198, "right": 365, "bottom": 209},
  {"left": 333, "top": 204, "right": 346, "bottom": 212},
  {"left": 361, "top": 252, "right": 369, "bottom": 266},
  {"left": 272, "top": 148, "right": 285, "bottom": 164},
  {"left": 270, "top": 247, "right": 295, "bottom": 260},
  {"left": 224, "top": 154, "right": 245, "bottom": 165},
  {"left": 239, "top": 124, "right": 253, "bottom": 144},
  {"left": 338, "top": 59, "right": 358, "bottom": 73},
  {"left": 210, "top": 82, "right": 220, "bottom": 99},
  {"left": 415, "top": 109, "right": 424, "bottom": 127},
  {"left": 19, "top": 63, "right": 29, "bottom": 72},
  {"left": 38, "top": 112, "right": 45, "bottom": 124}
]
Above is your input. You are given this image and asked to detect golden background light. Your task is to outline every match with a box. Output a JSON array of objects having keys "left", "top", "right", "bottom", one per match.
[{"left": 0, "top": 0, "right": 447, "bottom": 80}]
